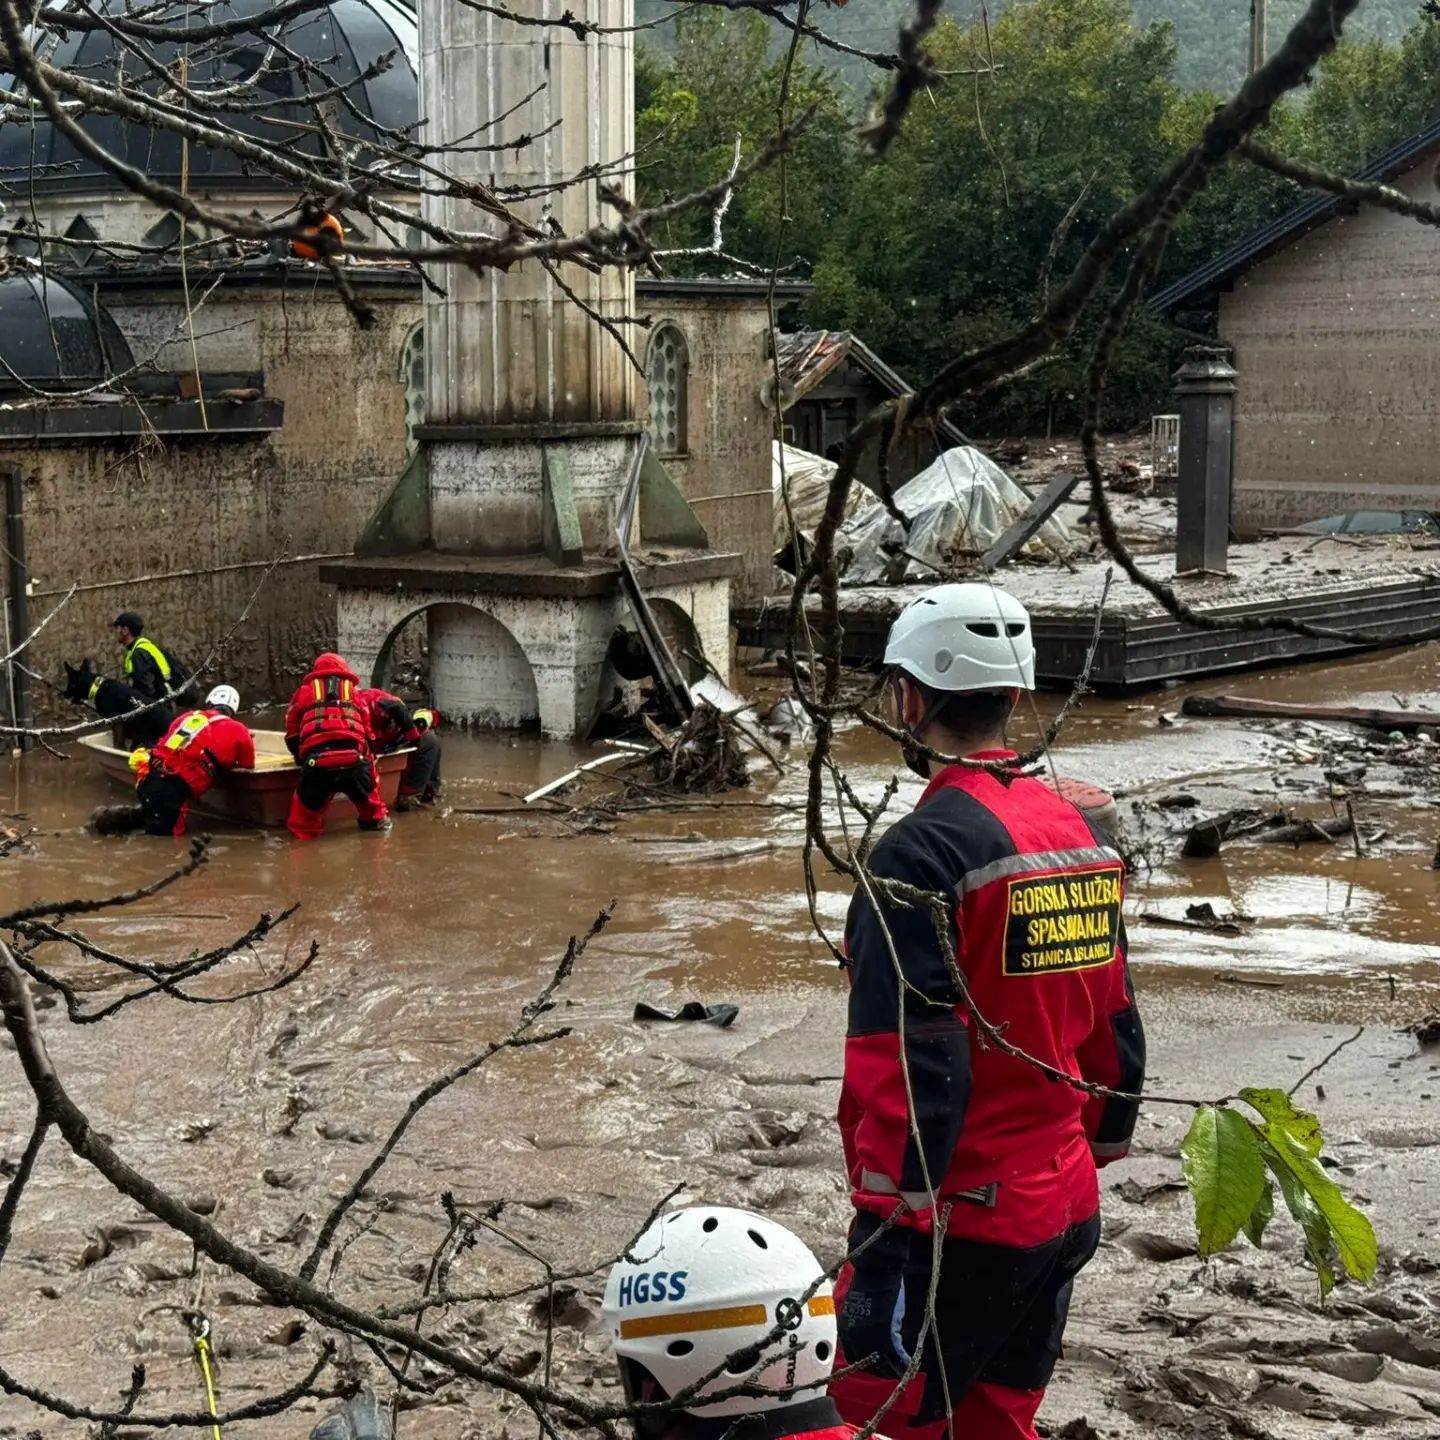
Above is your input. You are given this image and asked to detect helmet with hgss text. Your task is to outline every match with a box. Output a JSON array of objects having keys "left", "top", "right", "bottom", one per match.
[{"left": 602, "top": 1207, "right": 836, "bottom": 1434}]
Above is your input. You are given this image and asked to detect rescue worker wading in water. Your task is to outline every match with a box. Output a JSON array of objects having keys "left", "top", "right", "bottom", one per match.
[
  {"left": 134, "top": 685, "right": 254, "bottom": 836},
  {"left": 603, "top": 1206, "right": 888, "bottom": 1440},
  {"left": 355, "top": 686, "right": 442, "bottom": 809},
  {"left": 284, "top": 653, "right": 390, "bottom": 840},
  {"left": 831, "top": 583, "right": 1145, "bottom": 1440}
]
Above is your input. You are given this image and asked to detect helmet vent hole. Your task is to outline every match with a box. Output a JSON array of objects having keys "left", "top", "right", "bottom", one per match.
[
  {"left": 667, "top": 1340, "right": 694, "bottom": 1357},
  {"left": 702, "top": 1216, "right": 719, "bottom": 1233},
  {"left": 816, "top": 1341, "right": 832, "bottom": 1363},
  {"left": 747, "top": 1229, "right": 768, "bottom": 1250},
  {"left": 933, "top": 649, "right": 953, "bottom": 674},
  {"left": 966, "top": 622, "right": 999, "bottom": 638},
  {"left": 1006, "top": 622, "right": 1025, "bottom": 637},
  {"left": 725, "top": 1346, "right": 760, "bottom": 1375}
]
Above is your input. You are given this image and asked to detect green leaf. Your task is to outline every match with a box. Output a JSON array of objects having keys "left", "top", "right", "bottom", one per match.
[
  {"left": 1180, "top": 1106, "right": 1268, "bottom": 1259},
  {"left": 1256, "top": 1135, "right": 1337, "bottom": 1296},
  {"left": 1242, "top": 1179, "right": 1274, "bottom": 1249},
  {"left": 1239, "top": 1087, "right": 1324, "bottom": 1155},
  {"left": 1262, "top": 1124, "right": 1378, "bottom": 1287}
]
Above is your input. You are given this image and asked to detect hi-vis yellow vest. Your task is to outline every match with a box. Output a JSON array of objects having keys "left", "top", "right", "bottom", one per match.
[{"left": 124, "top": 636, "right": 171, "bottom": 681}]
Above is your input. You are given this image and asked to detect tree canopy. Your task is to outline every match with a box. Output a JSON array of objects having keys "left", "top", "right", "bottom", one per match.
[{"left": 636, "top": 0, "right": 1440, "bottom": 432}]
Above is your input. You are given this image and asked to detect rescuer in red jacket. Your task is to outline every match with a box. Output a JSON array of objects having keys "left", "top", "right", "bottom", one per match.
[
  {"left": 830, "top": 583, "right": 1145, "bottom": 1440},
  {"left": 602, "top": 1206, "right": 887, "bottom": 1440},
  {"left": 135, "top": 684, "right": 255, "bottom": 836},
  {"left": 283, "top": 653, "right": 389, "bottom": 840},
  {"left": 355, "top": 687, "right": 442, "bottom": 808}
]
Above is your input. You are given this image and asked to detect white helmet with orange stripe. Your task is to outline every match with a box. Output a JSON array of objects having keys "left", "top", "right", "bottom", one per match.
[{"left": 602, "top": 1207, "right": 836, "bottom": 1434}]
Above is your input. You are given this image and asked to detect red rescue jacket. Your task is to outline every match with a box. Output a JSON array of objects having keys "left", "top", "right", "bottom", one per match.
[
  {"left": 285, "top": 654, "right": 371, "bottom": 768},
  {"left": 149, "top": 708, "right": 255, "bottom": 796},
  {"left": 355, "top": 687, "right": 421, "bottom": 752},
  {"left": 839, "top": 753, "right": 1144, "bottom": 1238}
]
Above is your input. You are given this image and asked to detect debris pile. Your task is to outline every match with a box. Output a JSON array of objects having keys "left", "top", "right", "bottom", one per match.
[{"left": 644, "top": 700, "right": 751, "bottom": 793}]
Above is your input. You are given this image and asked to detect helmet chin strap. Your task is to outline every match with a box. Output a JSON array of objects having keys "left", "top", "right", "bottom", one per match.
[{"left": 893, "top": 671, "right": 944, "bottom": 780}]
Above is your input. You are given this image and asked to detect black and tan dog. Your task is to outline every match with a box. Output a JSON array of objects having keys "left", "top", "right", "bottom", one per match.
[{"left": 61, "top": 658, "right": 173, "bottom": 748}]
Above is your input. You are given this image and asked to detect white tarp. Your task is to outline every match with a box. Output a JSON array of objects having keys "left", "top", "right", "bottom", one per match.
[
  {"left": 840, "top": 445, "right": 1074, "bottom": 585},
  {"left": 772, "top": 442, "right": 864, "bottom": 552}
]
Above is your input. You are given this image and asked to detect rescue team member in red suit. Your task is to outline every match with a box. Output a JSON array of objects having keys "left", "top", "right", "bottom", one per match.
[
  {"left": 831, "top": 583, "right": 1145, "bottom": 1440},
  {"left": 283, "top": 653, "right": 390, "bottom": 840},
  {"left": 134, "top": 685, "right": 255, "bottom": 836},
  {"left": 355, "top": 687, "right": 443, "bottom": 808},
  {"left": 603, "top": 1206, "right": 888, "bottom": 1440}
]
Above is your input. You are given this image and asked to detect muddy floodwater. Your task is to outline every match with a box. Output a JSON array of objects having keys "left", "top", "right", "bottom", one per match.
[{"left": 4, "top": 647, "right": 1440, "bottom": 1437}]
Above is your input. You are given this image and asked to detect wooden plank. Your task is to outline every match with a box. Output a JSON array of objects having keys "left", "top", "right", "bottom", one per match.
[
  {"left": 1181, "top": 694, "right": 1439, "bottom": 732},
  {"left": 980, "top": 472, "right": 1083, "bottom": 571}
]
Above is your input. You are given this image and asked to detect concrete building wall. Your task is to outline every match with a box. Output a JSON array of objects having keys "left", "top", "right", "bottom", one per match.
[
  {"left": 643, "top": 292, "right": 772, "bottom": 602},
  {"left": 336, "top": 575, "right": 730, "bottom": 736},
  {"left": 1218, "top": 159, "right": 1440, "bottom": 534},
  {"left": 3, "top": 285, "right": 418, "bottom": 720}
]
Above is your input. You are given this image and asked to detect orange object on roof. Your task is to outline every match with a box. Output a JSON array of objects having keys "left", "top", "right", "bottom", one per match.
[{"left": 291, "top": 213, "right": 345, "bottom": 261}]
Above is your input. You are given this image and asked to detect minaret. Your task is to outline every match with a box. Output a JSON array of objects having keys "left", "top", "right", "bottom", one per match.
[
  {"left": 331, "top": 0, "right": 737, "bottom": 736},
  {"left": 420, "top": 0, "right": 635, "bottom": 429}
]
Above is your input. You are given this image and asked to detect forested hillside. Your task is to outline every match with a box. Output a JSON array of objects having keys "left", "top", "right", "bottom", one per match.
[
  {"left": 637, "top": 1, "right": 1428, "bottom": 93},
  {"left": 635, "top": 0, "right": 1440, "bottom": 431}
]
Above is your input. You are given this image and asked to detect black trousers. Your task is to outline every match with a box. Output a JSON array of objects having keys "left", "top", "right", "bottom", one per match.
[
  {"left": 137, "top": 771, "right": 193, "bottom": 836},
  {"left": 913, "top": 1214, "right": 1101, "bottom": 1422},
  {"left": 295, "top": 759, "right": 383, "bottom": 815},
  {"left": 399, "top": 731, "right": 442, "bottom": 797}
]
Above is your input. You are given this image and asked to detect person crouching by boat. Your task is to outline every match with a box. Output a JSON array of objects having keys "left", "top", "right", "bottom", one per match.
[
  {"left": 356, "top": 687, "right": 442, "bottom": 810},
  {"left": 133, "top": 685, "right": 255, "bottom": 837},
  {"left": 284, "top": 653, "right": 390, "bottom": 840}
]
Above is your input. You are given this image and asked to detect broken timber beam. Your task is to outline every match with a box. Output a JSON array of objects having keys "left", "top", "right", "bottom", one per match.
[
  {"left": 1182, "top": 694, "right": 1439, "bottom": 733},
  {"left": 981, "top": 471, "right": 1082, "bottom": 571}
]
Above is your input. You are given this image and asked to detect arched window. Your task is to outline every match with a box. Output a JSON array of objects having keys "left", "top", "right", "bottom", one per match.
[
  {"left": 400, "top": 322, "right": 424, "bottom": 451},
  {"left": 646, "top": 323, "right": 688, "bottom": 456}
]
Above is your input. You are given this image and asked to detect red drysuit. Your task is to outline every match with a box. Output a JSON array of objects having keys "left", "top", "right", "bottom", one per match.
[
  {"left": 283, "top": 654, "right": 387, "bottom": 840},
  {"left": 831, "top": 752, "right": 1145, "bottom": 1440},
  {"left": 138, "top": 707, "right": 255, "bottom": 836}
]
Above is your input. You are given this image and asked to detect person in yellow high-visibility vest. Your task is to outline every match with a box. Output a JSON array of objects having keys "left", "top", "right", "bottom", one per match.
[{"left": 112, "top": 611, "right": 193, "bottom": 704}]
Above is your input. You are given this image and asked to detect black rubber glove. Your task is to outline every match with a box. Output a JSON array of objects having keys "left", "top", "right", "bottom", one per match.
[{"left": 838, "top": 1212, "right": 929, "bottom": 1380}]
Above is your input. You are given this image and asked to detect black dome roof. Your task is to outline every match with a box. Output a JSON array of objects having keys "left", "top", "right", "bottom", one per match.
[
  {"left": 0, "top": 0, "right": 418, "bottom": 194},
  {"left": 0, "top": 272, "right": 136, "bottom": 389}
]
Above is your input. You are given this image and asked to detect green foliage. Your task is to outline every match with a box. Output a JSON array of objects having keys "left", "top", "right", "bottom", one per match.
[
  {"left": 635, "top": 3, "right": 1440, "bottom": 432},
  {"left": 1181, "top": 1094, "right": 1378, "bottom": 1297},
  {"left": 635, "top": 9, "right": 857, "bottom": 272},
  {"left": 1180, "top": 1105, "right": 1269, "bottom": 1258}
]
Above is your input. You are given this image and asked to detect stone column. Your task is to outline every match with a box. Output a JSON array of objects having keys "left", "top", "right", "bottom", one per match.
[
  {"left": 418, "top": 0, "right": 635, "bottom": 429},
  {"left": 1174, "top": 347, "right": 1238, "bottom": 576}
]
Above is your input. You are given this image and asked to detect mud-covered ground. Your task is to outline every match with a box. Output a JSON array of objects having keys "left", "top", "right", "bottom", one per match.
[{"left": 4, "top": 645, "right": 1440, "bottom": 1439}]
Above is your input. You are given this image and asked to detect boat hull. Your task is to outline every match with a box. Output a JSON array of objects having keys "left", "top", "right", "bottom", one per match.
[{"left": 79, "top": 730, "right": 412, "bottom": 828}]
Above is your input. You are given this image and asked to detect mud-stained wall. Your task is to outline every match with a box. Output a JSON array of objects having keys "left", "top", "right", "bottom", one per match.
[
  {"left": 638, "top": 287, "right": 772, "bottom": 602},
  {"left": 2, "top": 284, "right": 418, "bottom": 721},
  {"left": 1218, "top": 158, "right": 1440, "bottom": 534}
]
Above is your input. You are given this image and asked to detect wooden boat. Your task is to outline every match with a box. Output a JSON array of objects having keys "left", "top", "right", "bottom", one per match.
[{"left": 79, "top": 729, "right": 413, "bottom": 828}]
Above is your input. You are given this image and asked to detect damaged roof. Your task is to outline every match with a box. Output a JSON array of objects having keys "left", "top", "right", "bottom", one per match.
[
  {"left": 1152, "top": 115, "right": 1440, "bottom": 313},
  {"left": 776, "top": 329, "right": 968, "bottom": 444}
]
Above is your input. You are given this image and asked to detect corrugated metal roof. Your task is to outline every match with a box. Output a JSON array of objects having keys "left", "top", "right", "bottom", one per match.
[{"left": 1151, "top": 116, "right": 1440, "bottom": 314}]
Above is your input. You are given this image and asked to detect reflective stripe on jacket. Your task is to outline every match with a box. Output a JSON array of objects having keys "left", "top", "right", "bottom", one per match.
[
  {"left": 147, "top": 708, "right": 255, "bottom": 796},
  {"left": 124, "top": 636, "right": 172, "bottom": 681}
]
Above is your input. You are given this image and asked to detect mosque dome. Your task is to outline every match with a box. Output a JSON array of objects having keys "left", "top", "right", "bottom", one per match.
[
  {"left": 0, "top": 270, "right": 136, "bottom": 389},
  {"left": 0, "top": 0, "right": 418, "bottom": 195}
]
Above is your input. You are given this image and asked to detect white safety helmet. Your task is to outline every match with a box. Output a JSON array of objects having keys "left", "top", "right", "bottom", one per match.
[
  {"left": 205, "top": 684, "right": 240, "bottom": 715},
  {"left": 602, "top": 1207, "right": 836, "bottom": 1434},
  {"left": 883, "top": 582, "right": 1035, "bottom": 692}
]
